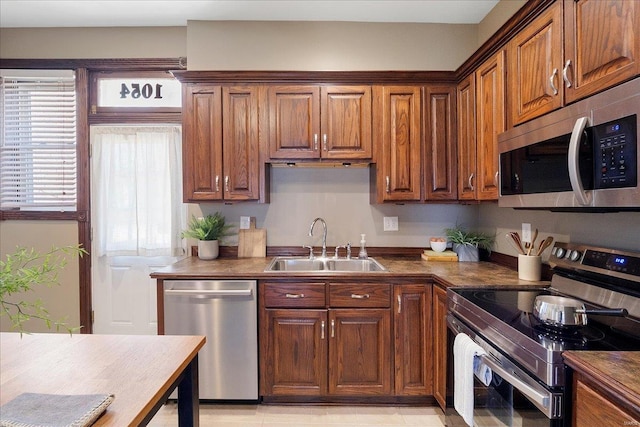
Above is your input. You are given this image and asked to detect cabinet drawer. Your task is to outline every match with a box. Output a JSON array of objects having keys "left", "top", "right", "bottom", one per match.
[
  {"left": 263, "top": 283, "right": 326, "bottom": 308},
  {"left": 328, "top": 284, "right": 391, "bottom": 308}
]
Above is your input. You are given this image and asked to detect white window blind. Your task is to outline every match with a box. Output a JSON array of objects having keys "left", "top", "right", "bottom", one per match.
[{"left": 0, "top": 69, "right": 77, "bottom": 211}]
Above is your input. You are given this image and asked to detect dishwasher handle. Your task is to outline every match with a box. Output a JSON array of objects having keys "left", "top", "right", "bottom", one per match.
[{"left": 165, "top": 289, "right": 253, "bottom": 297}]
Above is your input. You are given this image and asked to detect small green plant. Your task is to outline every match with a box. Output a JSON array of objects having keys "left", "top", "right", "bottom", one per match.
[
  {"left": 444, "top": 226, "right": 495, "bottom": 251},
  {"left": 181, "top": 213, "right": 232, "bottom": 241},
  {"left": 1, "top": 245, "right": 87, "bottom": 335}
]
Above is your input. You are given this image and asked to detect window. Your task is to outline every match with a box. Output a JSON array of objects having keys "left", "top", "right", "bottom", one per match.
[{"left": 0, "top": 69, "right": 77, "bottom": 211}]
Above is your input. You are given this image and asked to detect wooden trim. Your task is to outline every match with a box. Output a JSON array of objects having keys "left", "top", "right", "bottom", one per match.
[
  {"left": 0, "top": 57, "right": 187, "bottom": 71},
  {"left": 455, "top": 0, "right": 556, "bottom": 80},
  {"left": 88, "top": 113, "right": 182, "bottom": 125},
  {"left": 172, "top": 70, "right": 457, "bottom": 85},
  {"left": 0, "top": 211, "right": 83, "bottom": 221}
]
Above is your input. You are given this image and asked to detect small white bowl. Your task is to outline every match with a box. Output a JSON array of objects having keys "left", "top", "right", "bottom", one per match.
[{"left": 430, "top": 239, "right": 447, "bottom": 252}]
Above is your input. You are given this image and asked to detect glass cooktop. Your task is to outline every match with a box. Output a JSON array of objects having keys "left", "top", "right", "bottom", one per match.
[{"left": 452, "top": 288, "right": 640, "bottom": 352}]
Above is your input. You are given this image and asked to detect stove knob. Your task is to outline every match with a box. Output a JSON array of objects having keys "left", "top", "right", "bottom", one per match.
[
  {"left": 570, "top": 250, "right": 582, "bottom": 262},
  {"left": 555, "top": 248, "right": 566, "bottom": 258},
  {"left": 564, "top": 249, "right": 573, "bottom": 259}
]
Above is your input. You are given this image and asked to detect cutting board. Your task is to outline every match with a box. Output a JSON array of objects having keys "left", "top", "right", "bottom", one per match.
[
  {"left": 421, "top": 250, "right": 458, "bottom": 262},
  {"left": 237, "top": 227, "right": 267, "bottom": 258}
]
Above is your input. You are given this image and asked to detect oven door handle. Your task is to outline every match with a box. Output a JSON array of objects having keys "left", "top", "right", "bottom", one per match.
[{"left": 478, "top": 354, "right": 550, "bottom": 411}]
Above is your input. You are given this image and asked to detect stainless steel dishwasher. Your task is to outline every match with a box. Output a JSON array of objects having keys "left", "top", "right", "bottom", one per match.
[{"left": 163, "top": 280, "right": 258, "bottom": 400}]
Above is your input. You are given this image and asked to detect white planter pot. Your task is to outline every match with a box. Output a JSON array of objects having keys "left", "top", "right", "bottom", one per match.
[
  {"left": 453, "top": 243, "right": 479, "bottom": 262},
  {"left": 198, "top": 240, "right": 219, "bottom": 260}
]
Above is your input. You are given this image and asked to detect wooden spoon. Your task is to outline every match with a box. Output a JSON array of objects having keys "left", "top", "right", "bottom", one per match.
[
  {"left": 536, "top": 236, "right": 554, "bottom": 256},
  {"left": 527, "top": 228, "right": 538, "bottom": 256}
]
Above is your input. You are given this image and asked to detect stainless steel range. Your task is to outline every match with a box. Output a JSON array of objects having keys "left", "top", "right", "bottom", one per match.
[{"left": 446, "top": 242, "right": 640, "bottom": 426}]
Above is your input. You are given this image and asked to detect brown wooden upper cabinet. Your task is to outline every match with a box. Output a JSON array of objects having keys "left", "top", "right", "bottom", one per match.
[
  {"left": 182, "top": 84, "right": 261, "bottom": 202},
  {"left": 509, "top": 0, "right": 639, "bottom": 126},
  {"left": 371, "top": 86, "right": 422, "bottom": 203},
  {"left": 456, "top": 50, "right": 505, "bottom": 201},
  {"left": 424, "top": 85, "right": 457, "bottom": 201},
  {"left": 267, "top": 85, "right": 372, "bottom": 160}
]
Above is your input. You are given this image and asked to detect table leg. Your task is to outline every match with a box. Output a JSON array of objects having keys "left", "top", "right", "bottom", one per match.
[{"left": 177, "top": 354, "right": 199, "bottom": 427}]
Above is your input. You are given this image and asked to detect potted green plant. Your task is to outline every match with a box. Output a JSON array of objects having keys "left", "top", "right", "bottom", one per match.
[
  {"left": 181, "top": 213, "right": 232, "bottom": 260},
  {"left": 444, "top": 226, "right": 495, "bottom": 262},
  {"left": 1, "top": 245, "right": 86, "bottom": 335}
]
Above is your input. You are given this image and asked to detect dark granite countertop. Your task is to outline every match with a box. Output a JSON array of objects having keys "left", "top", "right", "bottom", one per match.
[
  {"left": 150, "top": 255, "right": 549, "bottom": 288},
  {"left": 563, "top": 351, "right": 640, "bottom": 414}
]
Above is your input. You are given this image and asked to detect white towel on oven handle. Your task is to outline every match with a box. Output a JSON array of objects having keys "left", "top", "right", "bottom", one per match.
[{"left": 454, "top": 332, "right": 488, "bottom": 427}]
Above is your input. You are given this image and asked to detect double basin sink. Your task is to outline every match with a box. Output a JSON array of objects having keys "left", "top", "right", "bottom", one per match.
[{"left": 265, "top": 256, "right": 387, "bottom": 272}]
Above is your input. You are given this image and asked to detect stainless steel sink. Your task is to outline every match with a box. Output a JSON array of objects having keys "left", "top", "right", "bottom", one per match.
[{"left": 265, "top": 257, "right": 387, "bottom": 272}]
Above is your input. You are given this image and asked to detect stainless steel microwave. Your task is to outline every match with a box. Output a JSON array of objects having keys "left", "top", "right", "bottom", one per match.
[{"left": 498, "top": 78, "right": 640, "bottom": 211}]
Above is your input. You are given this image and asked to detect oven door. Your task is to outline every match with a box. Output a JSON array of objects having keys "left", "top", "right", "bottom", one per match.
[{"left": 447, "top": 315, "right": 565, "bottom": 427}]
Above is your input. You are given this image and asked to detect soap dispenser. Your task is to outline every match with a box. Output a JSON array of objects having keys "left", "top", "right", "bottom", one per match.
[{"left": 358, "top": 234, "right": 368, "bottom": 259}]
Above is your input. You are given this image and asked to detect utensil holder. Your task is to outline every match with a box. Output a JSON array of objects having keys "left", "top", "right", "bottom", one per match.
[{"left": 518, "top": 254, "right": 541, "bottom": 281}]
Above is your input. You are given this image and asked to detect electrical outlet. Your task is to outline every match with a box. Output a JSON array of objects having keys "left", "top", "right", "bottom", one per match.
[
  {"left": 522, "top": 223, "right": 532, "bottom": 243},
  {"left": 240, "top": 216, "right": 251, "bottom": 229},
  {"left": 383, "top": 216, "right": 399, "bottom": 231}
]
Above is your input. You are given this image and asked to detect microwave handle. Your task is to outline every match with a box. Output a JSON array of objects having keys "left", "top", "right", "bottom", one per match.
[{"left": 568, "top": 116, "right": 591, "bottom": 206}]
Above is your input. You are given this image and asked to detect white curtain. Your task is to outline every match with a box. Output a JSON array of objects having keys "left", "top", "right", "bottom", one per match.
[{"left": 91, "top": 126, "right": 184, "bottom": 257}]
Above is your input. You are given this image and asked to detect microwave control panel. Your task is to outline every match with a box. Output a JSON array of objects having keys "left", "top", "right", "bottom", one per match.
[{"left": 593, "top": 114, "right": 637, "bottom": 189}]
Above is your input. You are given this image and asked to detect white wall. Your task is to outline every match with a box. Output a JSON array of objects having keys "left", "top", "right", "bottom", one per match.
[
  {"left": 187, "top": 20, "right": 477, "bottom": 71},
  {"left": 192, "top": 167, "right": 478, "bottom": 249}
]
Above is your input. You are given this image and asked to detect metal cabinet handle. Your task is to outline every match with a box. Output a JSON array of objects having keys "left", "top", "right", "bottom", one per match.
[
  {"left": 224, "top": 176, "right": 230, "bottom": 192},
  {"left": 285, "top": 293, "right": 305, "bottom": 298},
  {"left": 468, "top": 173, "right": 475, "bottom": 191},
  {"left": 331, "top": 319, "right": 335, "bottom": 338},
  {"left": 397, "top": 295, "right": 402, "bottom": 314},
  {"left": 563, "top": 60, "right": 572, "bottom": 88},
  {"left": 323, "top": 134, "right": 328, "bottom": 151},
  {"left": 351, "top": 293, "right": 370, "bottom": 299},
  {"left": 385, "top": 176, "right": 390, "bottom": 193},
  {"left": 321, "top": 320, "right": 325, "bottom": 340},
  {"left": 215, "top": 175, "right": 220, "bottom": 192},
  {"left": 313, "top": 134, "right": 318, "bottom": 150},
  {"left": 494, "top": 171, "right": 499, "bottom": 187},
  {"left": 549, "top": 68, "right": 558, "bottom": 95}
]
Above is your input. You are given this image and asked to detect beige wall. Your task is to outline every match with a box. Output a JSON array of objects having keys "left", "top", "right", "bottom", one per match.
[
  {"left": 0, "top": 221, "right": 81, "bottom": 333},
  {"left": 187, "top": 20, "right": 477, "bottom": 71},
  {"left": 477, "top": 0, "right": 527, "bottom": 46},
  {"left": 0, "top": 27, "right": 186, "bottom": 58}
]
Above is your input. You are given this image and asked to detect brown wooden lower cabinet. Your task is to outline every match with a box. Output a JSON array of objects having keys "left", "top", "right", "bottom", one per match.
[
  {"left": 432, "top": 284, "right": 448, "bottom": 410},
  {"left": 573, "top": 372, "right": 640, "bottom": 426},
  {"left": 259, "top": 280, "right": 434, "bottom": 402}
]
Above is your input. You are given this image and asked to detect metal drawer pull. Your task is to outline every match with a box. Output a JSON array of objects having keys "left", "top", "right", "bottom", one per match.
[
  {"left": 563, "top": 60, "right": 572, "bottom": 88},
  {"left": 285, "top": 293, "right": 305, "bottom": 298},
  {"left": 468, "top": 173, "right": 474, "bottom": 191},
  {"left": 549, "top": 68, "right": 558, "bottom": 95},
  {"left": 397, "top": 295, "right": 402, "bottom": 313},
  {"left": 224, "top": 176, "right": 230, "bottom": 192},
  {"left": 215, "top": 175, "right": 220, "bottom": 192},
  {"left": 386, "top": 176, "right": 390, "bottom": 193},
  {"left": 331, "top": 319, "right": 335, "bottom": 338},
  {"left": 314, "top": 134, "right": 318, "bottom": 150},
  {"left": 323, "top": 134, "right": 328, "bottom": 151},
  {"left": 321, "top": 321, "right": 325, "bottom": 339},
  {"left": 351, "top": 293, "right": 370, "bottom": 299}
]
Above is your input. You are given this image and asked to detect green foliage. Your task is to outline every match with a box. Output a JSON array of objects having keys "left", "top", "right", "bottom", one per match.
[
  {"left": 0, "top": 245, "right": 87, "bottom": 335},
  {"left": 444, "top": 226, "right": 495, "bottom": 251},
  {"left": 181, "top": 213, "right": 232, "bottom": 241}
]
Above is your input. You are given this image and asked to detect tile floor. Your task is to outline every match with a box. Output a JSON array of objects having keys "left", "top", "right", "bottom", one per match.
[{"left": 148, "top": 403, "right": 446, "bottom": 426}]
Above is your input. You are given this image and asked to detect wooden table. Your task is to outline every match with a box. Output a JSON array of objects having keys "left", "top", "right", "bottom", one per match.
[{"left": 0, "top": 333, "right": 205, "bottom": 426}]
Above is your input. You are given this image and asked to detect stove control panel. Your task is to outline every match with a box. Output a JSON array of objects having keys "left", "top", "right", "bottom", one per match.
[{"left": 550, "top": 242, "right": 640, "bottom": 281}]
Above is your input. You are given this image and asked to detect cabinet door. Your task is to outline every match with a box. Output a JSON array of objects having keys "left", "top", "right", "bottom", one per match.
[
  {"left": 564, "top": 0, "right": 640, "bottom": 104},
  {"left": 424, "top": 85, "right": 457, "bottom": 201},
  {"left": 573, "top": 373, "right": 640, "bottom": 426},
  {"left": 475, "top": 50, "right": 505, "bottom": 201},
  {"left": 268, "top": 86, "right": 320, "bottom": 159},
  {"left": 432, "top": 285, "right": 448, "bottom": 410},
  {"left": 373, "top": 86, "right": 422, "bottom": 202},
  {"left": 456, "top": 75, "right": 476, "bottom": 200},
  {"left": 222, "top": 86, "right": 260, "bottom": 200},
  {"left": 328, "top": 309, "right": 392, "bottom": 395},
  {"left": 394, "top": 285, "right": 432, "bottom": 396},
  {"left": 182, "top": 84, "right": 223, "bottom": 201},
  {"left": 261, "top": 309, "right": 327, "bottom": 396},
  {"left": 321, "top": 86, "right": 372, "bottom": 159},
  {"left": 508, "top": 2, "right": 563, "bottom": 126}
]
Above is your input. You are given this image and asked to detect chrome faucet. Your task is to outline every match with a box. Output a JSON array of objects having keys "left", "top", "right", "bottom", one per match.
[{"left": 308, "top": 217, "right": 328, "bottom": 258}]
